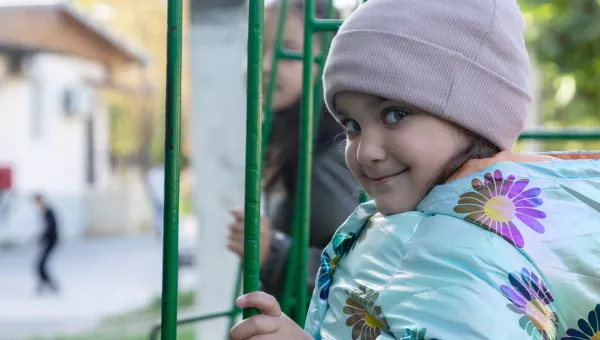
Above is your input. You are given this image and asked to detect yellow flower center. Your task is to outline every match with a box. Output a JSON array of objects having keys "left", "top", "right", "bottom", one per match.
[
  {"left": 365, "top": 312, "right": 384, "bottom": 329},
  {"left": 484, "top": 196, "right": 515, "bottom": 222},
  {"left": 525, "top": 299, "right": 555, "bottom": 336},
  {"left": 591, "top": 331, "right": 600, "bottom": 340},
  {"left": 329, "top": 255, "right": 341, "bottom": 273}
]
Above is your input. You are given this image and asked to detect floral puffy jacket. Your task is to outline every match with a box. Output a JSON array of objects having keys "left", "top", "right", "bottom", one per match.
[{"left": 304, "top": 151, "right": 600, "bottom": 340}]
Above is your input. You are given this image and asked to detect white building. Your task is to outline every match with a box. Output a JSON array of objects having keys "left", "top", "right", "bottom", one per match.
[{"left": 0, "top": 3, "right": 148, "bottom": 245}]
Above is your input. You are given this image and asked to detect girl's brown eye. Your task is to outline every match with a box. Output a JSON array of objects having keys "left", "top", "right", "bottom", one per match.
[{"left": 382, "top": 108, "right": 408, "bottom": 124}]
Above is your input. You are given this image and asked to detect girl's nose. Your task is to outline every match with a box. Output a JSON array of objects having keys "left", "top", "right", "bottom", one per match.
[{"left": 356, "top": 131, "right": 386, "bottom": 166}]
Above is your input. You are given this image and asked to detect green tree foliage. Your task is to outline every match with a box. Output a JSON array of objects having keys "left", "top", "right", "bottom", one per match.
[
  {"left": 72, "top": 0, "right": 191, "bottom": 168},
  {"left": 518, "top": 0, "right": 600, "bottom": 151},
  {"left": 520, "top": 0, "right": 600, "bottom": 124}
]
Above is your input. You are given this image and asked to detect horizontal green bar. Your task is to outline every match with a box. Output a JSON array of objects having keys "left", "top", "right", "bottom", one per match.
[
  {"left": 149, "top": 310, "right": 241, "bottom": 340},
  {"left": 519, "top": 129, "right": 600, "bottom": 140},
  {"left": 278, "top": 49, "right": 323, "bottom": 63},
  {"left": 312, "top": 18, "right": 343, "bottom": 32},
  {"left": 278, "top": 49, "right": 303, "bottom": 60}
]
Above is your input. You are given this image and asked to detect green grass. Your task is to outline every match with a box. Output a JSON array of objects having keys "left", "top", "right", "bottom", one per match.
[
  {"left": 47, "top": 327, "right": 195, "bottom": 340},
  {"left": 104, "top": 290, "right": 196, "bottom": 323},
  {"left": 30, "top": 291, "right": 197, "bottom": 340}
]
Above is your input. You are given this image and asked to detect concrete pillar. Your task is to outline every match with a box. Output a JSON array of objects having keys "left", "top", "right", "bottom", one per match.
[{"left": 188, "top": 1, "right": 247, "bottom": 339}]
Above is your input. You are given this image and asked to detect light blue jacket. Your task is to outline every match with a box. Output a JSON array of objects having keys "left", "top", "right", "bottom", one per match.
[{"left": 305, "top": 152, "right": 600, "bottom": 340}]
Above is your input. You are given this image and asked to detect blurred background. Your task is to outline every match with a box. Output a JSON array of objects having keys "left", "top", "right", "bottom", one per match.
[{"left": 0, "top": 0, "right": 597, "bottom": 339}]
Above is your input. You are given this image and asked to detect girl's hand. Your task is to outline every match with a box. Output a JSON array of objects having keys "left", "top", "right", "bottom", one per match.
[
  {"left": 229, "top": 291, "right": 312, "bottom": 340},
  {"left": 227, "top": 209, "right": 272, "bottom": 266}
]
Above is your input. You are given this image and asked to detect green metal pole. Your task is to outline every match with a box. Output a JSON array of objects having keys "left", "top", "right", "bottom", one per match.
[
  {"left": 280, "top": 194, "right": 300, "bottom": 314},
  {"left": 295, "top": 0, "right": 316, "bottom": 327},
  {"left": 228, "top": 0, "right": 287, "bottom": 326},
  {"left": 280, "top": 0, "right": 334, "bottom": 324},
  {"left": 228, "top": 0, "right": 286, "bottom": 324},
  {"left": 279, "top": 49, "right": 323, "bottom": 62},
  {"left": 151, "top": 310, "right": 241, "bottom": 340},
  {"left": 160, "top": 0, "right": 183, "bottom": 339},
  {"left": 243, "top": 0, "right": 265, "bottom": 319},
  {"left": 519, "top": 129, "right": 600, "bottom": 140},
  {"left": 267, "top": 1, "right": 293, "bottom": 314},
  {"left": 312, "top": 0, "right": 335, "bottom": 133},
  {"left": 226, "top": 268, "right": 243, "bottom": 332},
  {"left": 312, "top": 18, "right": 343, "bottom": 31},
  {"left": 359, "top": 190, "right": 370, "bottom": 203},
  {"left": 262, "top": 0, "right": 290, "bottom": 153}
]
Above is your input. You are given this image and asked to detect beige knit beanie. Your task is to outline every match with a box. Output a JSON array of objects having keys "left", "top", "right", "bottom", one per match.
[{"left": 323, "top": 0, "right": 532, "bottom": 150}]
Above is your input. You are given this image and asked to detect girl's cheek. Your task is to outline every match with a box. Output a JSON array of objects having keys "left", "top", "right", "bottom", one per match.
[{"left": 344, "top": 143, "right": 360, "bottom": 174}]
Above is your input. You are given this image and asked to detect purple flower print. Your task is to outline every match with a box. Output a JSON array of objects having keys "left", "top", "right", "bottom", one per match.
[{"left": 454, "top": 170, "right": 546, "bottom": 248}]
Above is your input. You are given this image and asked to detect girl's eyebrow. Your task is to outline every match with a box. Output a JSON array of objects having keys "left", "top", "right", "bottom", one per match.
[{"left": 368, "top": 95, "right": 387, "bottom": 107}]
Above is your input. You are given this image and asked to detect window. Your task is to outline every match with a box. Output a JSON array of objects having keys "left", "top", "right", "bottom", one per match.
[{"left": 30, "top": 76, "right": 43, "bottom": 138}]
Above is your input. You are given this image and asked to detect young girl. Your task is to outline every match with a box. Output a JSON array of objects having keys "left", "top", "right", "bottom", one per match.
[
  {"left": 227, "top": 0, "right": 359, "bottom": 301},
  {"left": 230, "top": 0, "right": 600, "bottom": 339}
]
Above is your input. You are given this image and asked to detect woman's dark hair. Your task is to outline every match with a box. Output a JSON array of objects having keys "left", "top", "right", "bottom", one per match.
[
  {"left": 433, "top": 132, "right": 501, "bottom": 186},
  {"left": 263, "top": 0, "right": 343, "bottom": 194},
  {"left": 264, "top": 102, "right": 344, "bottom": 194}
]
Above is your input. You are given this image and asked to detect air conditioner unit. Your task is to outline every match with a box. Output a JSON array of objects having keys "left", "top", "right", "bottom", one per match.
[{"left": 63, "top": 86, "right": 94, "bottom": 117}]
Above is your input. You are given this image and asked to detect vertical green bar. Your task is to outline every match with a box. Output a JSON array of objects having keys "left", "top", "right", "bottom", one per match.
[
  {"left": 259, "top": 8, "right": 288, "bottom": 307},
  {"left": 227, "top": 268, "right": 243, "bottom": 331},
  {"left": 160, "top": 0, "right": 183, "bottom": 339},
  {"left": 281, "top": 0, "right": 336, "bottom": 318},
  {"left": 280, "top": 193, "right": 299, "bottom": 314},
  {"left": 296, "top": 0, "right": 316, "bottom": 327},
  {"left": 229, "top": 0, "right": 282, "bottom": 325},
  {"left": 262, "top": 0, "right": 289, "bottom": 156},
  {"left": 359, "top": 190, "right": 370, "bottom": 203},
  {"left": 243, "top": 0, "right": 265, "bottom": 319},
  {"left": 311, "top": 0, "right": 335, "bottom": 122}
]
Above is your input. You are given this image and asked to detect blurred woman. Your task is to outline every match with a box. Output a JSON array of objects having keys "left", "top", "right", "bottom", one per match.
[{"left": 227, "top": 0, "right": 359, "bottom": 300}]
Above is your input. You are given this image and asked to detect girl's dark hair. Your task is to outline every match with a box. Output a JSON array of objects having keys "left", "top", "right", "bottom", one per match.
[
  {"left": 433, "top": 132, "right": 501, "bottom": 186},
  {"left": 263, "top": 0, "right": 342, "bottom": 194}
]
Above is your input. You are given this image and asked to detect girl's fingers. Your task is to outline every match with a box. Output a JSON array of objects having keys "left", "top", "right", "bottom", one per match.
[
  {"left": 229, "top": 221, "right": 245, "bottom": 232},
  {"left": 229, "top": 315, "right": 277, "bottom": 340},
  {"left": 227, "top": 230, "right": 244, "bottom": 249},
  {"left": 227, "top": 241, "right": 243, "bottom": 255},
  {"left": 228, "top": 230, "right": 244, "bottom": 243},
  {"left": 236, "top": 291, "right": 282, "bottom": 317}
]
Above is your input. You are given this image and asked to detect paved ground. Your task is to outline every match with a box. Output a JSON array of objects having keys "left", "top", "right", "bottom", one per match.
[{"left": 0, "top": 235, "right": 197, "bottom": 340}]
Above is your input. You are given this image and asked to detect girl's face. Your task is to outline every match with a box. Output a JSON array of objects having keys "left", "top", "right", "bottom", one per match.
[
  {"left": 262, "top": 6, "right": 319, "bottom": 111},
  {"left": 334, "top": 91, "right": 470, "bottom": 215}
]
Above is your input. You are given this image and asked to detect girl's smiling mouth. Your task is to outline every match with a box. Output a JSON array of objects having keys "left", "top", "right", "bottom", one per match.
[{"left": 367, "top": 169, "right": 408, "bottom": 185}]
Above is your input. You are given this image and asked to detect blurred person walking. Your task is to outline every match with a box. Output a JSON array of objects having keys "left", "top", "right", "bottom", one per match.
[{"left": 33, "top": 193, "right": 60, "bottom": 295}]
